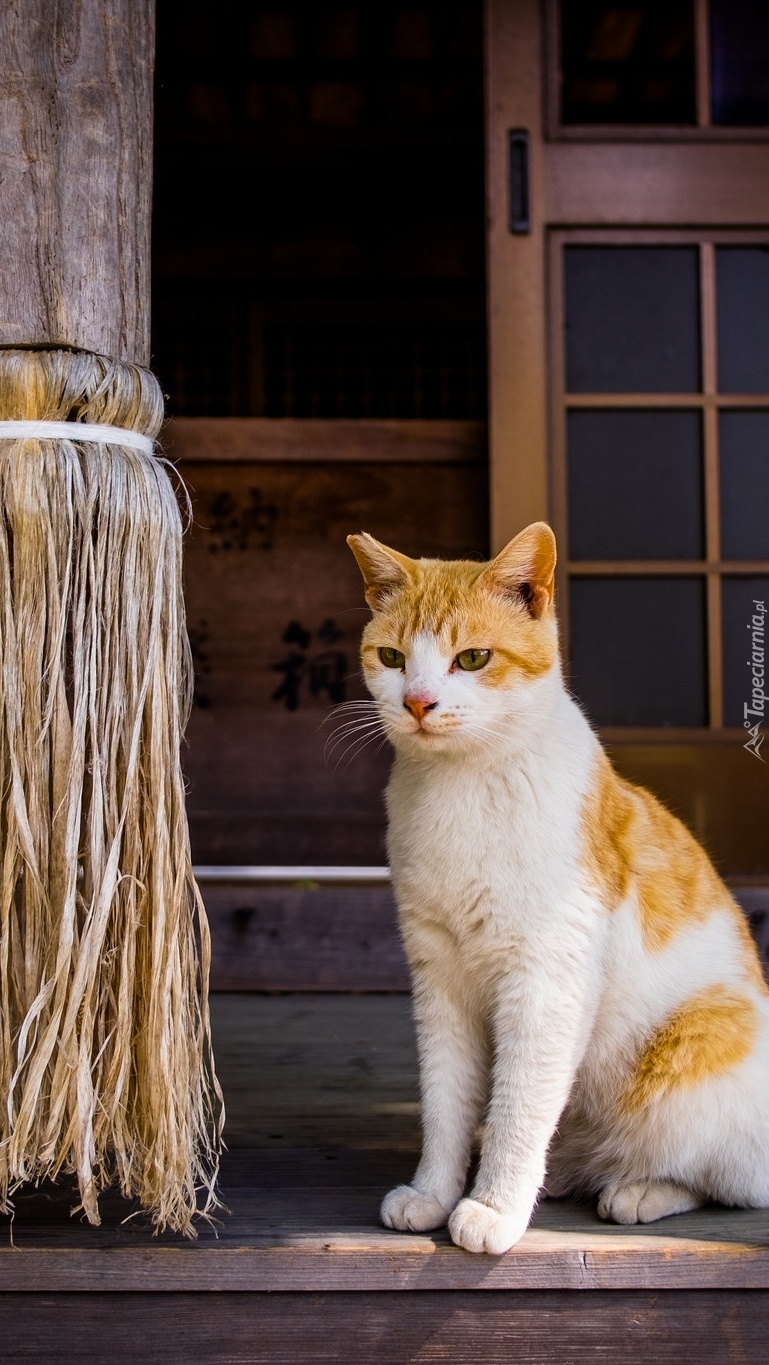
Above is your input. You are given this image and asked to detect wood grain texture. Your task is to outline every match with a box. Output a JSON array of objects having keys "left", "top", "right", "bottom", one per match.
[
  {"left": 0, "top": 994, "right": 768, "bottom": 1295},
  {"left": 546, "top": 143, "right": 769, "bottom": 225},
  {"left": 484, "top": 0, "right": 550, "bottom": 551},
  {"left": 177, "top": 458, "right": 488, "bottom": 866},
  {"left": 162, "top": 418, "right": 487, "bottom": 464},
  {"left": 0, "top": 0, "right": 154, "bottom": 361},
  {"left": 0, "top": 1291, "right": 768, "bottom": 1364},
  {"left": 202, "top": 882, "right": 409, "bottom": 991}
]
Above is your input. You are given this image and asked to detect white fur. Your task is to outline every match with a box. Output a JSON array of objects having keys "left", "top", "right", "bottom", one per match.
[{"left": 365, "top": 638, "right": 769, "bottom": 1254}]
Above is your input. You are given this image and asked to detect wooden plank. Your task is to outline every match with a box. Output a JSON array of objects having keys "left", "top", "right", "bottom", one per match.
[
  {"left": 202, "top": 882, "right": 409, "bottom": 991},
  {"left": 0, "top": 1289, "right": 767, "bottom": 1363},
  {"left": 162, "top": 417, "right": 487, "bottom": 464},
  {"left": 548, "top": 228, "right": 571, "bottom": 660},
  {"left": 695, "top": 0, "right": 711, "bottom": 129},
  {"left": 1, "top": 1193, "right": 768, "bottom": 1293},
  {"left": 545, "top": 143, "right": 769, "bottom": 226},
  {"left": 569, "top": 563, "right": 769, "bottom": 575},
  {"left": 700, "top": 241, "right": 724, "bottom": 729},
  {"left": 565, "top": 394, "right": 769, "bottom": 407},
  {"left": 556, "top": 227, "right": 769, "bottom": 246},
  {"left": 0, "top": 1232, "right": 768, "bottom": 1293},
  {"left": 1, "top": 995, "right": 769, "bottom": 1293},
  {"left": 0, "top": 0, "right": 154, "bottom": 361}
]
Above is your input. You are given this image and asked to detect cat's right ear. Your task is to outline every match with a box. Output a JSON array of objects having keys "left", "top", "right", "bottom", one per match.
[
  {"left": 347, "top": 532, "right": 412, "bottom": 612},
  {"left": 478, "top": 521, "right": 557, "bottom": 619}
]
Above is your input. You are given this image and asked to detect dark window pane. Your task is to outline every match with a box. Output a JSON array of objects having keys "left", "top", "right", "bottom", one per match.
[
  {"left": 151, "top": 295, "right": 247, "bottom": 416},
  {"left": 720, "top": 413, "right": 769, "bottom": 559},
  {"left": 716, "top": 248, "right": 769, "bottom": 393},
  {"left": 568, "top": 410, "right": 703, "bottom": 560},
  {"left": 722, "top": 577, "right": 769, "bottom": 727},
  {"left": 565, "top": 247, "right": 700, "bottom": 393},
  {"left": 568, "top": 577, "right": 707, "bottom": 726},
  {"left": 152, "top": 2, "right": 487, "bottom": 420},
  {"left": 711, "top": 0, "right": 769, "bottom": 127},
  {"left": 559, "top": 0, "right": 696, "bottom": 125}
]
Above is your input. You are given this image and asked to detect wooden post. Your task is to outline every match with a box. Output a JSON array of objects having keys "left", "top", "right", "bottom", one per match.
[
  {"left": 0, "top": 0, "right": 153, "bottom": 361},
  {"left": 0, "top": 0, "right": 222, "bottom": 1235}
]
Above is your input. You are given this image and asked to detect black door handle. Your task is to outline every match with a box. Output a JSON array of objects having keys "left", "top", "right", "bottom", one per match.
[{"left": 508, "top": 129, "right": 530, "bottom": 235}]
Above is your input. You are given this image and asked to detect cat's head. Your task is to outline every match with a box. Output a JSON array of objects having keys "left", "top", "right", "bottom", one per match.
[{"left": 347, "top": 522, "right": 559, "bottom": 754}]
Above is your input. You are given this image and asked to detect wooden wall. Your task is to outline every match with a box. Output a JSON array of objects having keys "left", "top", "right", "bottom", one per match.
[{"left": 165, "top": 418, "right": 488, "bottom": 868}]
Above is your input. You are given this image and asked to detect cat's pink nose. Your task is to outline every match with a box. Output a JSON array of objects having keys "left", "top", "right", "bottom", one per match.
[{"left": 404, "top": 694, "right": 438, "bottom": 722}]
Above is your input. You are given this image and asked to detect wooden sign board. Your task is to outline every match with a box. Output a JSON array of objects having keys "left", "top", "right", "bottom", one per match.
[{"left": 168, "top": 420, "right": 488, "bottom": 867}]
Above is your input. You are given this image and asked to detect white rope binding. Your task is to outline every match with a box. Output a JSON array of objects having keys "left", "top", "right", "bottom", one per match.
[{"left": 0, "top": 420, "right": 154, "bottom": 456}]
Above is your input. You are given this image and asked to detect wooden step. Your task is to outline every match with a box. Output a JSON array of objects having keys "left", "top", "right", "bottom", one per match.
[{"left": 1, "top": 993, "right": 767, "bottom": 1361}]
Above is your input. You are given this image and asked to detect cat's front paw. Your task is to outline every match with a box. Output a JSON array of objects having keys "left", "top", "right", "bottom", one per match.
[
  {"left": 381, "top": 1184, "right": 450, "bottom": 1232},
  {"left": 448, "top": 1197, "right": 529, "bottom": 1254}
]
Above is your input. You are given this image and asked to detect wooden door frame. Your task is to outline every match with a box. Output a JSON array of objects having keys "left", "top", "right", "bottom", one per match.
[
  {"left": 484, "top": 0, "right": 550, "bottom": 553},
  {"left": 484, "top": 0, "right": 769, "bottom": 554}
]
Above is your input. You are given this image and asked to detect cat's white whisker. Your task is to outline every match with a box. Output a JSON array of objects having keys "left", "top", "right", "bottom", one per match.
[
  {"left": 323, "top": 715, "right": 385, "bottom": 766},
  {"left": 328, "top": 726, "right": 387, "bottom": 772},
  {"left": 321, "top": 699, "right": 379, "bottom": 727},
  {"left": 323, "top": 716, "right": 382, "bottom": 750},
  {"left": 324, "top": 722, "right": 382, "bottom": 756}
]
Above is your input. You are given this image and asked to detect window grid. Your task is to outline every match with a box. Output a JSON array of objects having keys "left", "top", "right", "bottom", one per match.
[
  {"left": 546, "top": 0, "right": 769, "bottom": 141},
  {"left": 550, "top": 226, "right": 769, "bottom": 739}
]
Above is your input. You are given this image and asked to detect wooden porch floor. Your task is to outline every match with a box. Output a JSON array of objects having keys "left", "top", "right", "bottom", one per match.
[{"left": 1, "top": 992, "right": 768, "bottom": 1361}]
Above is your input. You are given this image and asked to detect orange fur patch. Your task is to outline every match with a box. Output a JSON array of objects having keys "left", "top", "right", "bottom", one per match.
[
  {"left": 622, "top": 984, "right": 758, "bottom": 1114},
  {"left": 581, "top": 752, "right": 634, "bottom": 912},
  {"left": 581, "top": 754, "right": 751, "bottom": 958},
  {"left": 632, "top": 787, "right": 725, "bottom": 952}
]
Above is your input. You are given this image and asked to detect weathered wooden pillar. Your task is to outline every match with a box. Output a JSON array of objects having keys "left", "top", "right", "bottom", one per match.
[
  {"left": 0, "top": 0, "right": 222, "bottom": 1234},
  {"left": 1, "top": 0, "right": 154, "bottom": 361}
]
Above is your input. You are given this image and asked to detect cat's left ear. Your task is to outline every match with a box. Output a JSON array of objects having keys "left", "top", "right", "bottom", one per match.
[{"left": 478, "top": 522, "right": 557, "bottom": 620}]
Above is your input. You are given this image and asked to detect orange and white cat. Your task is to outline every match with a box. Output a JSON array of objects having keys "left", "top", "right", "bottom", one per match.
[{"left": 346, "top": 521, "right": 769, "bottom": 1255}]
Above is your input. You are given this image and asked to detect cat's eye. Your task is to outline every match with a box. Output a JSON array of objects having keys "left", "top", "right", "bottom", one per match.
[
  {"left": 455, "top": 648, "right": 491, "bottom": 672},
  {"left": 379, "top": 646, "right": 406, "bottom": 669}
]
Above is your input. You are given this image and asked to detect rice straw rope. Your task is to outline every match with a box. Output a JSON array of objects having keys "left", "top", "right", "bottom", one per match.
[{"left": 0, "top": 349, "right": 224, "bottom": 1236}]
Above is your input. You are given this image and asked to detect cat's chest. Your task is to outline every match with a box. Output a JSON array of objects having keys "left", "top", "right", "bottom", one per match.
[{"left": 386, "top": 754, "right": 580, "bottom": 935}]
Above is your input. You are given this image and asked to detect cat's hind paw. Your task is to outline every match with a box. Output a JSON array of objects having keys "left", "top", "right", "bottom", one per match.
[
  {"left": 380, "top": 1184, "right": 450, "bottom": 1232},
  {"left": 598, "top": 1180, "right": 705, "bottom": 1225},
  {"left": 448, "top": 1197, "right": 529, "bottom": 1254}
]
